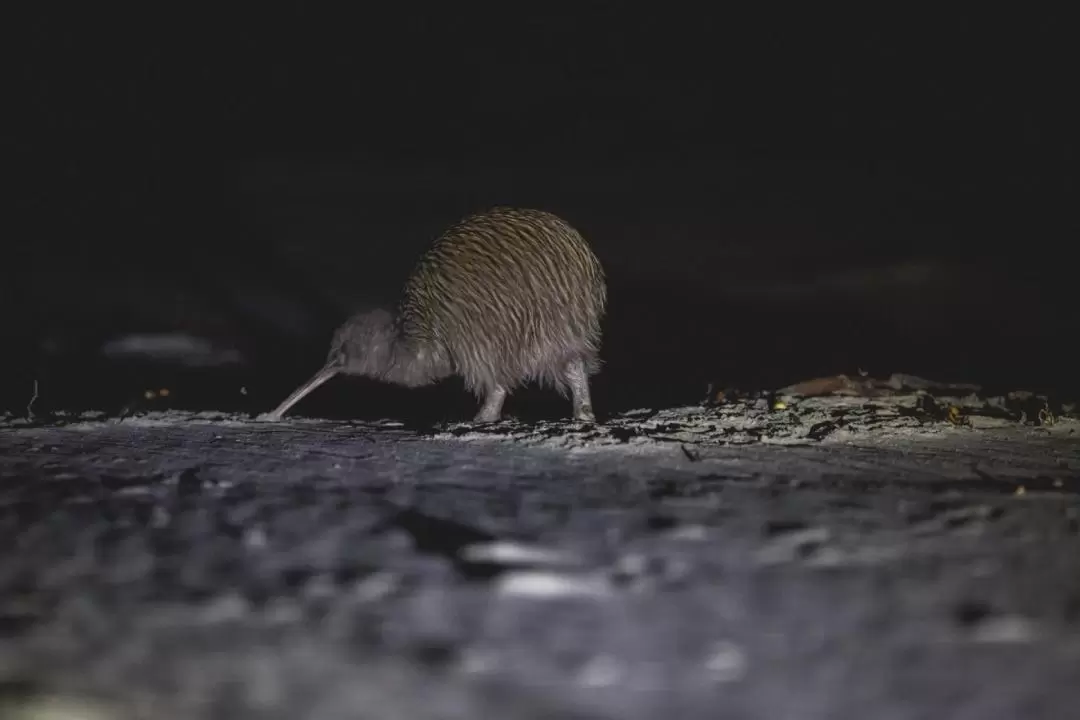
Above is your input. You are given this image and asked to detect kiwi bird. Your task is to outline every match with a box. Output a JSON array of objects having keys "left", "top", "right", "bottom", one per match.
[{"left": 262, "top": 207, "right": 607, "bottom": 423}]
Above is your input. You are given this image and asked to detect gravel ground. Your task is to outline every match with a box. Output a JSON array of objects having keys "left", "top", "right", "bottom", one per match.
[{"left": 2, "top": 387, "right": 1079, "bottom": 719}]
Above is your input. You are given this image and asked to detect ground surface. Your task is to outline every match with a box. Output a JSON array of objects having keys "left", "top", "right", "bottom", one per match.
[{"left": 2, "top": 387, "right": 1080, "bottom": 719}]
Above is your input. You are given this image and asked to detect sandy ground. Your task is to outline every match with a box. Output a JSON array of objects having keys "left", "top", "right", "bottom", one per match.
[{"left": 2, "top": 388, "right": 1079, "bottom": 719}]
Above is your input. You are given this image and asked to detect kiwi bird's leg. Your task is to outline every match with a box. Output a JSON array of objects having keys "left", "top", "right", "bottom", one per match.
[
  {"left": 564, "top": 357, "right": 596, "bottom": 422},
  {"left": 263, "top": 365, "right": 340, "bottom": 421},
  {"left": 474, "top": 385, "right": 508, "bottom": 423}
]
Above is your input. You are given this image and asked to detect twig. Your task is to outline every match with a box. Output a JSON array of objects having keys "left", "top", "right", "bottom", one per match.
[{"left": 27, "top": 379, "right": 38, "bottom": 419}]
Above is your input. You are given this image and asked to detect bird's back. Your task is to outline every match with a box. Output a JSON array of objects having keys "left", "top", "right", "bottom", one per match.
[{"left": 396, "top": 207, "right": 606, "bottom": 395}]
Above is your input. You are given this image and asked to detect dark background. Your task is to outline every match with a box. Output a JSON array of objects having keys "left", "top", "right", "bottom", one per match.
[{"left": 6, "top": 8, "right": 1077, "bottom": 422}]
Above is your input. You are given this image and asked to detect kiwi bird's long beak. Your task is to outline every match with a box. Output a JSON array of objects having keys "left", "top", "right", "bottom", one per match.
[{"left": 261, "top": 364, "right": 340, "bottom": 421}]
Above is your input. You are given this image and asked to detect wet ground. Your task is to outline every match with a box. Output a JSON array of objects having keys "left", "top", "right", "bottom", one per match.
[{"left": 2, "top": 388, "right": 1080, "bottom": 719}]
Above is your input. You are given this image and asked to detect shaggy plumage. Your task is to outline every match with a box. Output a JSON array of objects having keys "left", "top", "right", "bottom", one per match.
[{"left": 264, "top": 207, "right": 607, "bottom": 422}]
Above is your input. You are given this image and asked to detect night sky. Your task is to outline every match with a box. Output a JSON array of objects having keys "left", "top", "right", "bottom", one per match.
[{"left": 7, "top": 9, "right": 1078, "bottom": 419}]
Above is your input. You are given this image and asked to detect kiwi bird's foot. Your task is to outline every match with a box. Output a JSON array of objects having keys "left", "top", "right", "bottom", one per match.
[
  {"left": 472, "top": 407, "right": 502, "bottom": 423},
  {"left": 474, "top": 386, "right": 507, "bottom": 423},
  {"left": 573, "top": 405, "right": 596, "bottom": 423}
]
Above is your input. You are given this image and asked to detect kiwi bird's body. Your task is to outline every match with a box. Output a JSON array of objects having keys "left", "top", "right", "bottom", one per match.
[{"left": 264, "top": 207, "right": 607, "bottom": 423}]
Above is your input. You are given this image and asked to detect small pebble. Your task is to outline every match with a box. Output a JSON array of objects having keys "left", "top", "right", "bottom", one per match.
[
  {"left": 578, "top": 654, "right": 624, "bottom": 688},
  {"left": 704, "top": 640, "right": 748, "bottom": 682}
]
